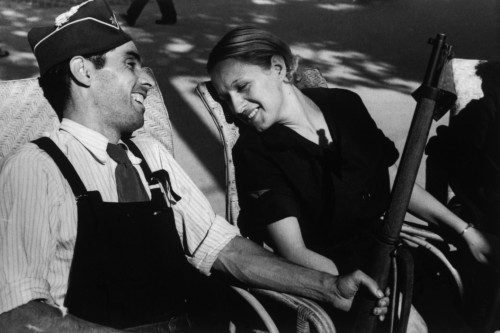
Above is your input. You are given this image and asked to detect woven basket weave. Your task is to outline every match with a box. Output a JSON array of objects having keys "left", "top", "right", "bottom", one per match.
[{"left": 0, "top": 68, "right": 174, "bottom": 159}]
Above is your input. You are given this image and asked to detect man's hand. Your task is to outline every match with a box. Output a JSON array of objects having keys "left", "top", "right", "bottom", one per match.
[
  {"left": 330, "top": 270, "right": 389, "bottom": 320},
  {"left": 214, "top": 236, "right": 390, "bottom": 316}
]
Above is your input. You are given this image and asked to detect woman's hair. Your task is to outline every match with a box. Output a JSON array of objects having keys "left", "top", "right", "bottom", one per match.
[
  {"left": 207, "top": 26, "right": 298, "bottom": 80},
  {"left": 38, "top": 53, "right": 107, "bottom": 120}
]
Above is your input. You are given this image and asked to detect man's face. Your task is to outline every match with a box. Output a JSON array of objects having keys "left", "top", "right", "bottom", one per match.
[{"left": 91, "top": 41, "right": 154, "bottom": 137}]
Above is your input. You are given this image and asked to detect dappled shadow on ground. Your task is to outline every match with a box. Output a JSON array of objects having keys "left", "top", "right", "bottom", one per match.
[
  {"left": 3, "top": 0, "right": 499, "bottom": 89},
  {"left": 133, "top": 0, "right": 499, "bottom": 92}
]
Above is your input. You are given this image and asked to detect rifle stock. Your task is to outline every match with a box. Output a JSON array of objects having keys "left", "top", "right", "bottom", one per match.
[{"left": 352, "top": 33, "right": 454, "bottom": 333}]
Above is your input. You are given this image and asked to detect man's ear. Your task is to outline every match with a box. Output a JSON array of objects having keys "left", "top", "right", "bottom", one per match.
[
  {"left": 69, "top": 56, "right": 91, "bottom": 86},
  {"left": 270, "top": 55, "right": 287, "bottom": 79}
]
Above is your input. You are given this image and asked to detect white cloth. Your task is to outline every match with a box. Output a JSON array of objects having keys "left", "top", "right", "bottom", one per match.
[{"left": 0, "top": 119, "right": 240, "bottom": 314}]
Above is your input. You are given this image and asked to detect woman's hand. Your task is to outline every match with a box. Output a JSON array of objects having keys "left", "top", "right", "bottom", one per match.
[
  {"left": 331, "top": 270, "right": 389, "bottom": 321},
  {"left": 405, "top": 181, "right": 500, "bottom": 271},
  {"left": 462, "top": 227, "right": 500, "bottom": 270}
]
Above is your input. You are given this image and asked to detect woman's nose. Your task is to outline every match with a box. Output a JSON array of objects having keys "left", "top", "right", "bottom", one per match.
[{"left": 229, "top": 94, "right": 244, "bottom": 114}]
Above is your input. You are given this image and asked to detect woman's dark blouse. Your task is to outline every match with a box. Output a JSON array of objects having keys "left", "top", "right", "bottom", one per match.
[{"left": 233, "top": 88, "right": 399, "bottom": 270}]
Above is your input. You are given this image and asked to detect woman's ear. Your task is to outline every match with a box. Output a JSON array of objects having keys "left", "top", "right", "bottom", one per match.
[
  {"left": 69, "top": 56, "right": 91, "bottom": 87},
  {"left": 271, "top": 55, "right": 287, "bottom": 80}
]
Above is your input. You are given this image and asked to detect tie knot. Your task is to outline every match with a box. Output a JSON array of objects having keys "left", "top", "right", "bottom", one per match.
[{"left": 107, "top": 143, "right": 130, "bottom": 164}]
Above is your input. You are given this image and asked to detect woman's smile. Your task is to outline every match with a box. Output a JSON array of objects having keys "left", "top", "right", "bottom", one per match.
[{"left": 243, "top": 107, "right": 259, "bottom": 121}]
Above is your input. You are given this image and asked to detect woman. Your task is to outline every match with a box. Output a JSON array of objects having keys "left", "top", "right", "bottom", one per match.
[{"left": 207, "top": 26, "right": 498, "bottom": 277}]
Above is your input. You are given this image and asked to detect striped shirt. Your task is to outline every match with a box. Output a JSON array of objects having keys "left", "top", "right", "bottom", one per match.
[{"left": 0, "top": 119, "right": 240, "bottom": 315}]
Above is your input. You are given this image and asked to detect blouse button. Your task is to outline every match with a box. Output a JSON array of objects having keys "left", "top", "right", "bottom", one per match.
[{"left": 361, "top": 192, "right": 373, "bottom": 201}]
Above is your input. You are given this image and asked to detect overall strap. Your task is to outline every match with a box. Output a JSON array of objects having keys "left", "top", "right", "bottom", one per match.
[
  {"left": 123, "top": 138, "right": 181, "bottom": 202},
  {"left": 122, "top": 138, "right": 153, "bottom": 182},
  {"left": 33, "top": 137, "right": 87, "bottom": 198}
]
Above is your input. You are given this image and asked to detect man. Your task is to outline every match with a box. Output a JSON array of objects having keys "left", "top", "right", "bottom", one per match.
[{"left": 0, "top": 0, "right": 388, "bottom": 331}]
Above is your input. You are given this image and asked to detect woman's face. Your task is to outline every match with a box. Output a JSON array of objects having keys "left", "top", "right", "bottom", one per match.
[{"left": 210, "top": 57, "right": 286, "bottom": 132}]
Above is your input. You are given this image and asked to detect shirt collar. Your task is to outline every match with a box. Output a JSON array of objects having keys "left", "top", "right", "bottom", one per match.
[{"left": 59, "top": 119, "right": 142, "bottom": 165}]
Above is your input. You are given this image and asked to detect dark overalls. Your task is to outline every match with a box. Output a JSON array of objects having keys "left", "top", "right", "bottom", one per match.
[{"left": 34, "top": 137, "right": 190, "bottom": 331}]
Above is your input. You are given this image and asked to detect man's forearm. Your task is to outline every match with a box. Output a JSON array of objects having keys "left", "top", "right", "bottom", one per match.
[
  {"left": 0, "top": 301, "right": 124, "bottom": 333},
  {"left": 212, "top": 236, "right": 337, "bottom": 304}
]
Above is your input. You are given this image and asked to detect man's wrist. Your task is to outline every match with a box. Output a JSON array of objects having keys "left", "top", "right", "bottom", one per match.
[{"left": 322, "top": 273, "right": 340, "bottom": 305}]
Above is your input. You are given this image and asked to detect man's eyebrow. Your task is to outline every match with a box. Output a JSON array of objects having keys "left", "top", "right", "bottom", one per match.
[{"left": 125, "top": 51, "right": 143, "bottom": 64}]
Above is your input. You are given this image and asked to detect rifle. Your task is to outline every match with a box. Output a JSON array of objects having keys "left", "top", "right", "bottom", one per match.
[{"left": 352, "top": 33, "right": 455, "bottom": 333}]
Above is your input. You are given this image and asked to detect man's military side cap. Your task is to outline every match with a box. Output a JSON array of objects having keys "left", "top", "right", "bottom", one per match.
[{"left": 28, "top": 0, "right": 132, "bottom": 76}]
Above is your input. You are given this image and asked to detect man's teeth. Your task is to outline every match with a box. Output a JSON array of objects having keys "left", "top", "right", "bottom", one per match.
[{"left": 132, "top": 93, "right": 144, "bottom": 104}]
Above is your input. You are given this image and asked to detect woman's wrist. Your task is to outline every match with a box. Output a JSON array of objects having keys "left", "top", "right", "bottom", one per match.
[{"left": 460, "top": 223, "right": 475, "bottom": 236}]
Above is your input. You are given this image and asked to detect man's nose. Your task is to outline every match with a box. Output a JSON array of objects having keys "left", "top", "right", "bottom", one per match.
[{"left": 138, "top": 68, "right": 155, "bottom": 91}]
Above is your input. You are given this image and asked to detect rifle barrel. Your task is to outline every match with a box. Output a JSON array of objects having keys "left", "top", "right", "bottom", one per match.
[{"left": 352, "top": 33, "right": 449, "bottom": 333}]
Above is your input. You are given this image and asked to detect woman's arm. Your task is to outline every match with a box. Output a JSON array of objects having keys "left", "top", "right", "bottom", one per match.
[
  {"left": 266, "top": 217, "right": 339, "bottom": 275},
  {"left": 389, "top": 165, "right": 500, "bottom": 269},
  {"left": 409, "top": 181, "right": 500, "bottom": 268}
]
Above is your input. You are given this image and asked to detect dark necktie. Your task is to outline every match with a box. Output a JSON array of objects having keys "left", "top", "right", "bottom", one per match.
[{"left": 106, "top": 143, "right": 149, "bottom": 202}]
